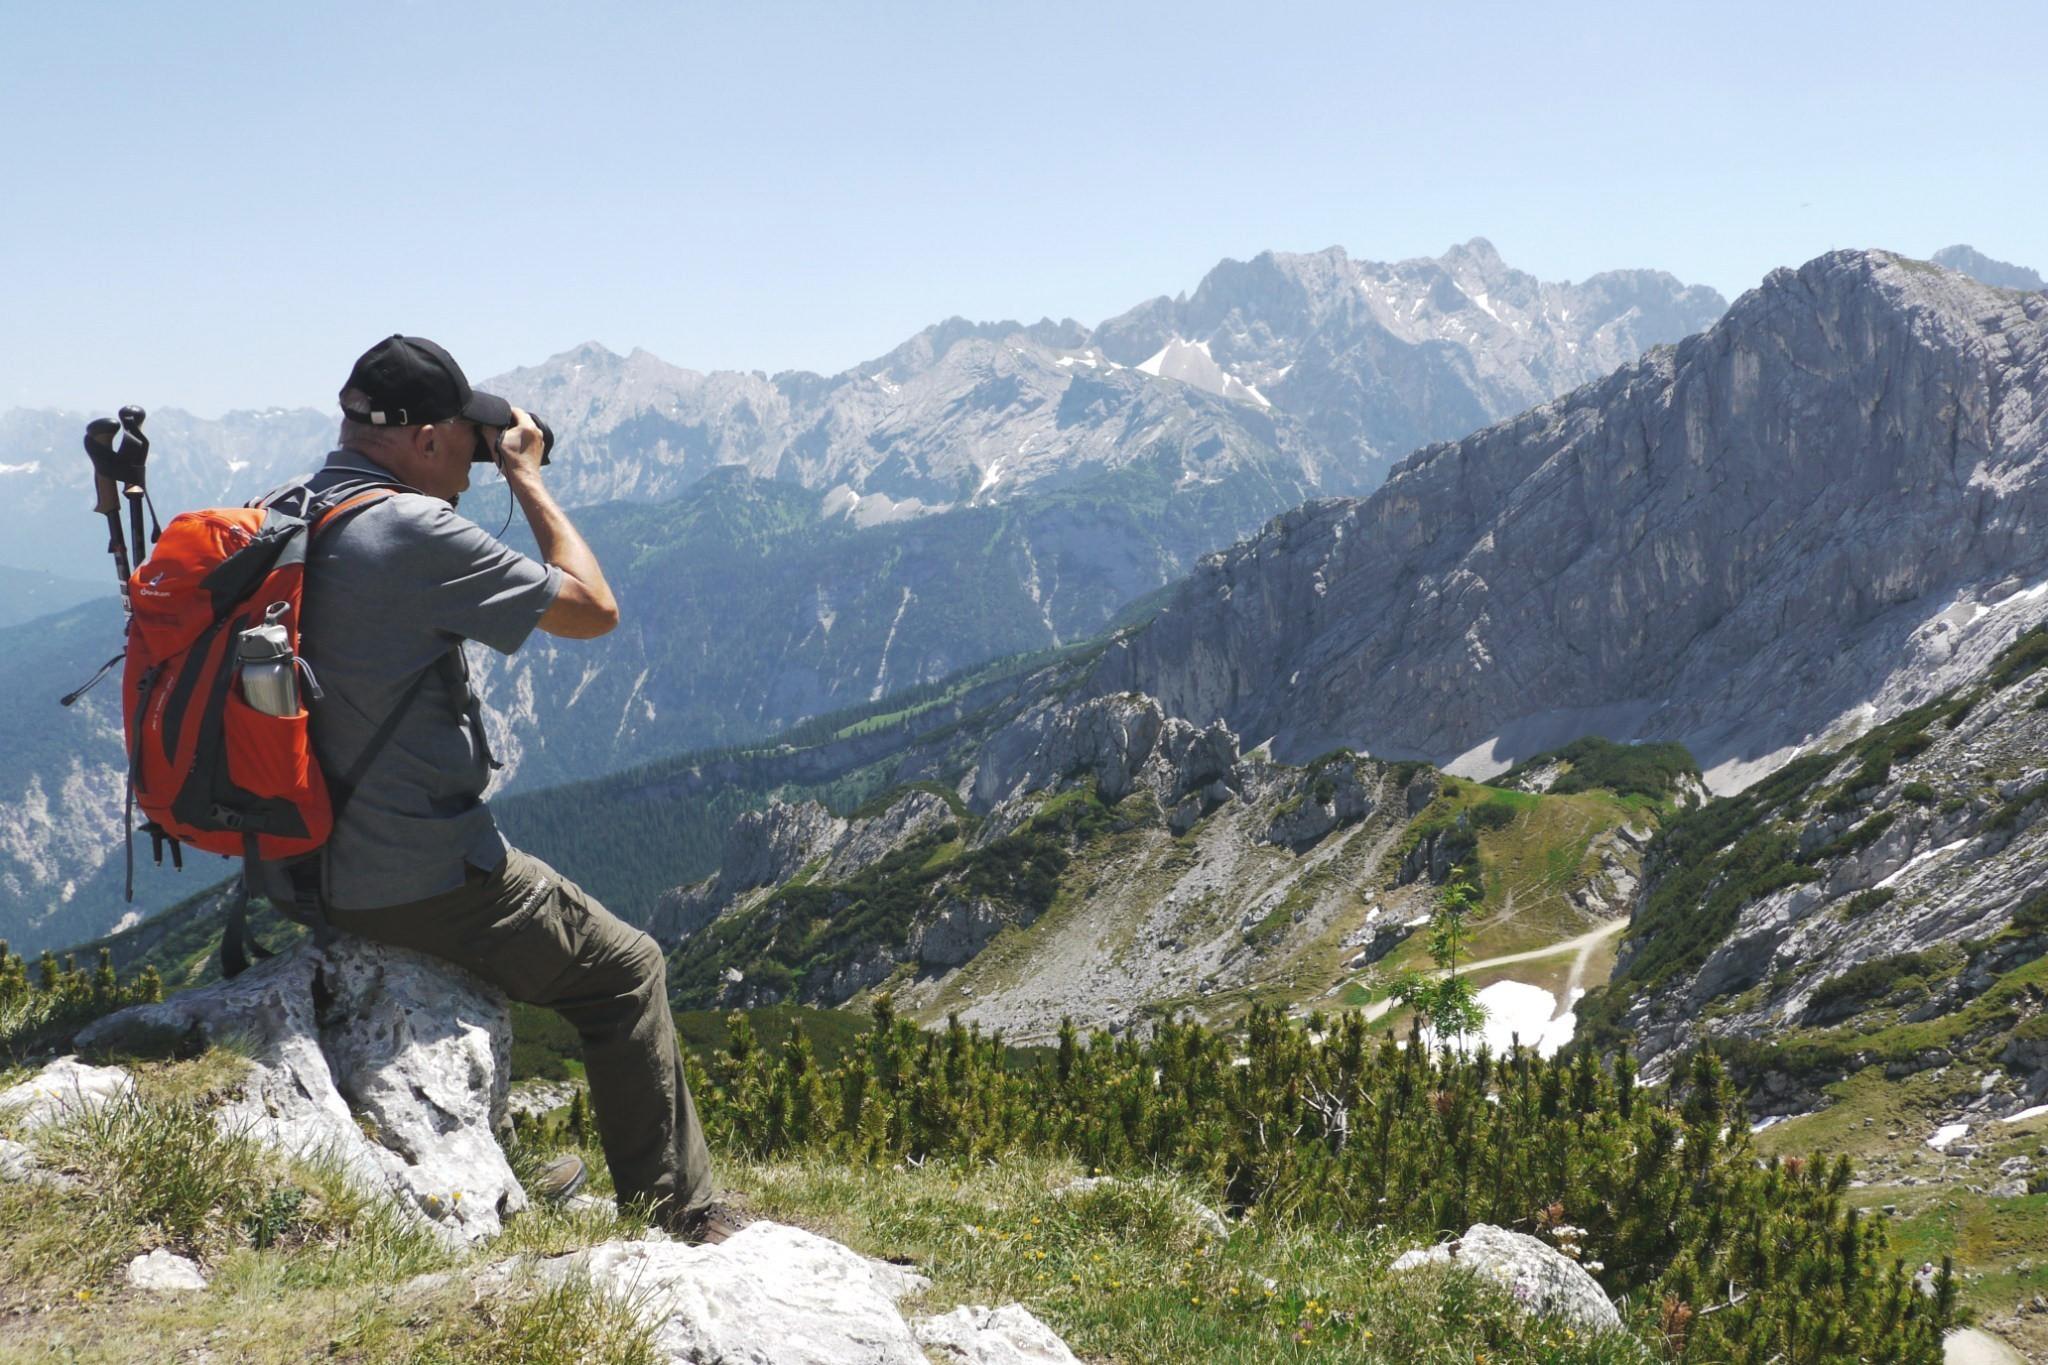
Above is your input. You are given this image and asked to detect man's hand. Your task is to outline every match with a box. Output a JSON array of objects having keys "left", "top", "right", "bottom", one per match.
[
  {"left": 493, "top": 408, "right": 619, "bottom": 638},
  {"left": 497, "top": 407, "right": 548, "bottom": 479}
]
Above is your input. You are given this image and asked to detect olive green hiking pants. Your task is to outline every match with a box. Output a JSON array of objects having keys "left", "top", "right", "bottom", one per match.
[{"left": 326, "top": 846, "right": 714, "bottom": 1219}]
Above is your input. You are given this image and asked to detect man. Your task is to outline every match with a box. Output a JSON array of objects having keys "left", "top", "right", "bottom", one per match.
[{"left": 290, "top": 334, "right": 736, "bottom": 1242}]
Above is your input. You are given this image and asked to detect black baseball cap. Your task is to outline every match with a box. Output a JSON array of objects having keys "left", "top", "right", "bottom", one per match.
[{"left": 339, "top": 335, "right": 514, "bottom": 429}]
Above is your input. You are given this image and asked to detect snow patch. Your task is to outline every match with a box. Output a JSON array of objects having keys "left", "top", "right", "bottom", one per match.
[
  {"left": 1927, "top": 1122, "right": 1970, "bottom": 1151},
  {"left": 869, "top": 587, "right": 915, "bottom": 702},
  {"left": 2000, "top": 1104, "right": 2048, "bottom": 1125},
  {"left": 1875, "top": 839, "right": 1973, "bottom": 890},
  {"left": 1422, "top": 981, "right": 1580, "bottom": 1059},
  {"left": 1135, "top": 336, "right": 1269, "bottom": 407}
]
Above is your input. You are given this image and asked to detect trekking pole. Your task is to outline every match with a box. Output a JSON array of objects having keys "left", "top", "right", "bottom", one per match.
[
  {"left": 115, "top": 406, "right": 155, "bottom": 565},
  {"left": 81, "top": 405, "right": 156, "bottom": 609},
  {"left": 82, "top": 418, "right": 134, "bottom": 608}
]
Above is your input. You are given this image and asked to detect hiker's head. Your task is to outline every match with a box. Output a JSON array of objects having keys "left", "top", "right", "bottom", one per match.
[
  {"left": 337, "top": 397, "right": 482, "bottom": 501},
  {"left": 337, "top": 335, "right": 512, "bottom": 500}
]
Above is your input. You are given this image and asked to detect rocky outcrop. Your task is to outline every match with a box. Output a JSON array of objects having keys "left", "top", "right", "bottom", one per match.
[
  {"left": 1616, "top": 650, "right": 2048, "bottom": 1082},
  {"left": 74, "top": 937, "right": 524, "bottom": 1244},
  {"left": 1087, "top": 250, "right": 2048, "bottom": 793},
  {"left": 536, "top": 1221, "right": 1079, "bottom": 1365},
  {"left": 916, "top": 1304, "right": 1082, "bottom": 1364},
  {"left": 1390, "top": 1223, "right": 1622, "bottom": 1331},
  {"left": 1570, "top": 823, "right": 1650, "bottom": 918},
  {"left": 653, "top": 790, "right": 956, "bottom": 948},
  {"left": 1261, "top": 754, "right": 1379, "bottom": 848},
  {"left": 652, "top": 800, "right": 848, "bottom": 943},
  {"left": 0, "top": 1055, "right": 134, "bottom": 1130},
  {"left": 970, "top": 693, "right": 1242, "bottom": 814}
]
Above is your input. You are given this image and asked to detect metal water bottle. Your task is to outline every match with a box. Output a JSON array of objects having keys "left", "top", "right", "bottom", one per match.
[{"left": 237, "top": 602, "right": 299, "bottom": 716}]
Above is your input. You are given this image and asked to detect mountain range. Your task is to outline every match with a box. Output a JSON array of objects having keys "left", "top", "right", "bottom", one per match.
[
  {"left": 1082, "top": 249, "right": 2048, "bottom": 790},
  {"left": 0, "top": 240, "right": 1728, "bottom": 952}
]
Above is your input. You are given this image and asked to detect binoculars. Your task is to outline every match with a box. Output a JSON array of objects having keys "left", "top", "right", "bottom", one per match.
[{"left": 476, "top": 414, "right": 556, "bottom": 467}]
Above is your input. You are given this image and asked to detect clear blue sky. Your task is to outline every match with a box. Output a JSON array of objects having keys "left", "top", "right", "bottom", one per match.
[{"left": 4, "top": 0, "right": 2042, "bottom": 417}]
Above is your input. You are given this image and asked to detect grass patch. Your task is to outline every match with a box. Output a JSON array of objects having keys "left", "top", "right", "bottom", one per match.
[
  {"left": 1493, "top": 736, "right": 1701, "bottom": 803},
  {"left": 727, "top": 1151, "right": 1661, "bottom": 1364}
]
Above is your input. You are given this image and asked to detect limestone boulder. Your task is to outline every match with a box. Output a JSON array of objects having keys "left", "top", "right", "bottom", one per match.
[
  {"left": 915, "top": 1303, "right": 1081, "bottom": 1365},
  {"left": 76, "top": 936, "right": 524, "bottom": 1244},
  {"left": 1390, "top": 1223, "right": 1621, "bottom": 1332},
  {"left": 124, "top": 1248, "right": 208, "bottom": 1293},
  {"left": 0, "top": 1056, "right": 135, "bottom": 1131},
  {"left": 543, "top": 1222, "right": 934, "bottom": 1365}
]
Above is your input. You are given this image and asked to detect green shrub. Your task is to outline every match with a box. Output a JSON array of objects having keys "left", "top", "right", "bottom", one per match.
[
  {"left": 1990, "top": 624, "right": 2048, "bottom": 689},
  {"left": 1823, "top": 751, "right": 1892, "bottom": 814},
  {"left": 1892, "top": 732, "right": 1936, "bottom": 761},
  {"left": 1842, "top": 888, "right": 1896, "bottom": 920},
  {"left": 1802, "top": 812, "right": 1897, "bottom": 864},
  {"left": 1987, "top": 780, "right": 2048, "bottom": 833},
  {"left": 0, "top": 943, "right": 164, "bottom": 1063},
  {"left": 1899, "top": 781, "right": 1936, "bottom": 804},
  {"left": 2012, "top": 888, "right": 2048, "bottom": 934},
  {"left": 1494, "top": 736, "right": 1701, "bottom": 801},
  {"left": 1807, "top": 951, "right": 1938, "bottom": 1014},
  {"left": 1467, "top": 800, "right": 1519, "bottom": 832},
  {"left": 696, "top": 1003, "right": 1954, "bottom": 1362}
]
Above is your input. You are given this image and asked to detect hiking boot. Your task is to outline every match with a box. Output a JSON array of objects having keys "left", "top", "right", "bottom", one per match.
[
  {"left": 671, "top": 1199, "right": 751, "bottom": 1247},
  {"left": 534, "top": 1153, "right": 588, "bottom": 1203}
]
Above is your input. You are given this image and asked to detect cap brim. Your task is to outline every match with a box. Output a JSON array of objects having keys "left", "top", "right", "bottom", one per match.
[{"left": 461, "top": 390, "right": 515, "bottom": 427}]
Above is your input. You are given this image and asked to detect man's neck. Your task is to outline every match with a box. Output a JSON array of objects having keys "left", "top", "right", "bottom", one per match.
[{"left": 328, "top": 447, "right": 444, "bottom": 503}]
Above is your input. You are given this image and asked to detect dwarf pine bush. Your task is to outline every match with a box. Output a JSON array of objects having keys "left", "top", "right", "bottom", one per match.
[
  {"left": 0, "top": 942, "right": 162, "bottom": 1061},
  {"left": 698, "top": 998, "right": 1954, "bottom": 1361}
]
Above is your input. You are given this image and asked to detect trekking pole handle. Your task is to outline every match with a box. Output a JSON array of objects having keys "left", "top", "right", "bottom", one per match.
[
  {"left": 85, "top": 419, "right": 121, "bottom": 515},
  {"left": 116, "top": 406, "right": 148, "bottom": 497}
]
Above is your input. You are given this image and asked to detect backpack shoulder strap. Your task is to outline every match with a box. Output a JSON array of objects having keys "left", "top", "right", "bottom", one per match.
[{"left": 309, "top": 486, "right": 400, "bottom": 540}]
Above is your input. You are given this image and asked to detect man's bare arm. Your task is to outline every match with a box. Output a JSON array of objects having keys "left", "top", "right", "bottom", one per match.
[{"left": 499, "top": 409, "right": 619, "bottom": 639}]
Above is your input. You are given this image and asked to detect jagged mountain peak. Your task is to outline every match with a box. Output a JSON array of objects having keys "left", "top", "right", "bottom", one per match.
[
  {"left": 1090, "top": 247, "right": 2048, "bottom": 793},
  {"left": 866, "top": 315, "right": 1091, "bottom": 378},
  {"left": 1931, "top": 244, "right": 2045, "bottom": 293}
]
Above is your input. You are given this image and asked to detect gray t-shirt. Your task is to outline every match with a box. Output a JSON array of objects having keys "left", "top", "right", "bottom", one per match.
[{"left": 296, "top": 449, "right": 563, "bottom": 909}]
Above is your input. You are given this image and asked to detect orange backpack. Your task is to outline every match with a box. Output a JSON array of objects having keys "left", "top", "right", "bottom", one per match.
[{"left": 71, "top": 479, "right": 414, "bottom": 974}]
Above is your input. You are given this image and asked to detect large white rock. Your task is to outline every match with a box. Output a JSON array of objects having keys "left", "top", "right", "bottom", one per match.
[
  {"left": 915, "top": 1303, "right": 1081, "bottom": 1364},
  {"left": 0, "top": 1056, "right": 135, "bottom": 1131},
  {"left": 1389, "top": 1223, "right": 1621, "bottom": 1332},
  {"left": 543, "top": 1222, "right": 933, "bottom": 1364},
  {"left": 75, "top": 937, "right": 524, "bottom": 1244},
  {"left": 124, "top": 1248, "right": 208, "bottom": 1293}
]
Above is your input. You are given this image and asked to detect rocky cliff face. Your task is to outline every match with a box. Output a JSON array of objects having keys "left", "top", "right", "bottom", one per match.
[
  {"left": 1603, "top": 630, "right": 2048, "bottom": 1094},
  {"left": 1087, "top": 250, "right": 2048, "bottom": 792}
]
